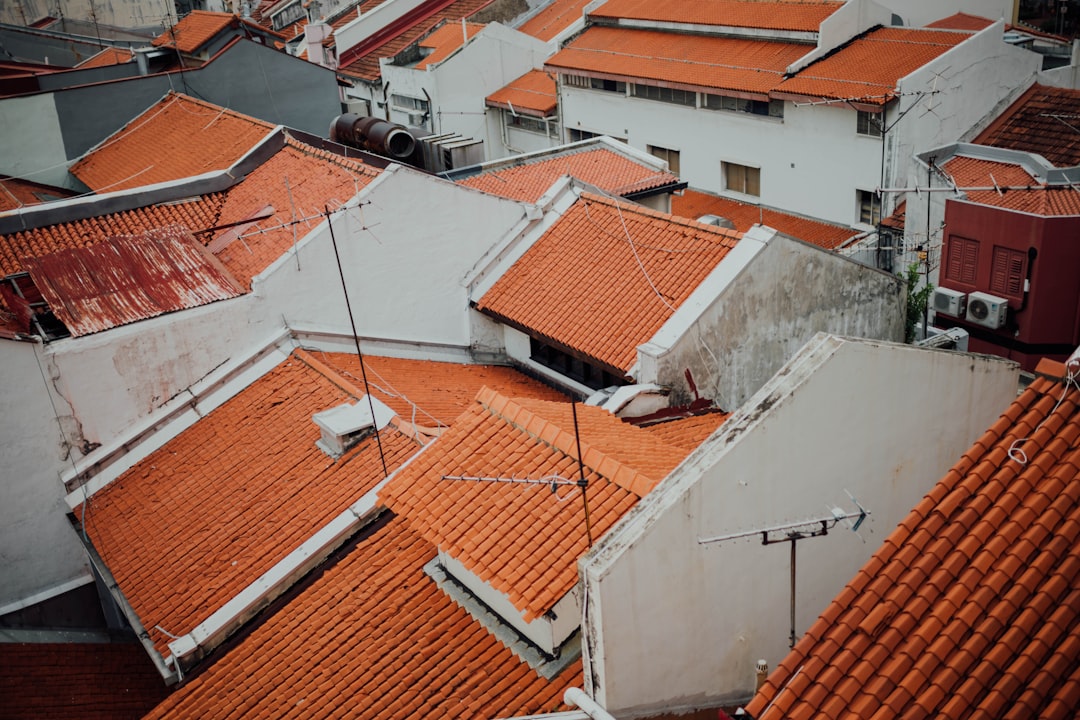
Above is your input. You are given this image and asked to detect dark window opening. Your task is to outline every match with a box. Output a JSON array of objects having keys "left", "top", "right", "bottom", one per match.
[{"left": 529, "top": 337, "right": 625, "bottom": 391}]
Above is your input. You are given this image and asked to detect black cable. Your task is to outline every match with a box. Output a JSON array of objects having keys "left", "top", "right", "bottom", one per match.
[{"left": 324, "top": 205, "right": 389, "bottom": 478}]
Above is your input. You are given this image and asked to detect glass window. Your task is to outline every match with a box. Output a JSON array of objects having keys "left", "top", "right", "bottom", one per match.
[{"left": 724, "top": 162, "right": 760, "bottom": 197}]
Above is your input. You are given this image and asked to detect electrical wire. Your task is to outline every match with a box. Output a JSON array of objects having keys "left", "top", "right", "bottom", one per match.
[{"left": 1007, "top": 365, "right": 1080, "bottom": 465}]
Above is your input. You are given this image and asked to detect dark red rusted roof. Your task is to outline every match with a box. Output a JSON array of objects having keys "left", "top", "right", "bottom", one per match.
[{"left": 21, "top": 226, "right": 244, "bottom": 337}]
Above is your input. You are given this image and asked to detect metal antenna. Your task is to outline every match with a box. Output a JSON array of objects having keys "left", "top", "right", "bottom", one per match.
[
  {"left": 572, "top": 398, "right": 594, "bottom": 547},
  {"left": 699, "top": 495, "right": 869, "bottom": 648},
  {"left": 324, "top": 205, "right": 389, "bottom": 478}
]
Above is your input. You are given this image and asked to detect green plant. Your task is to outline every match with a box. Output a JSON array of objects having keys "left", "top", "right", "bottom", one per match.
[{"left": 902, "top": 261, "right": 933, "bottom": 343}]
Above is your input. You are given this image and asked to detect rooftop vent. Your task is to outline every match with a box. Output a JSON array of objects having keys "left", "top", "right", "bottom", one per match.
[
  {"left": 313, "top": 396, "right": 395, "bottom": 458},
  {"left": 697, "top": 214, "right": 736, "bottom": 230}
]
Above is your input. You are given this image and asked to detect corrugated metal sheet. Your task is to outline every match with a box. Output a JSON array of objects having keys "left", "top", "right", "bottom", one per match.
[{"left": 21, "top": 226, "right": 245, "bottom": 337}]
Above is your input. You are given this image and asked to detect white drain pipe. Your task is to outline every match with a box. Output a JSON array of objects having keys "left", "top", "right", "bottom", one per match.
[{"left": 564, "top": 688, "right": 618, "bottom": 720}]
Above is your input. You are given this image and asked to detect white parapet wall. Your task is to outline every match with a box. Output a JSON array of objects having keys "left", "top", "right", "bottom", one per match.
[{"left": 579, "top": 333, "right": 1019, "bottom": 716}]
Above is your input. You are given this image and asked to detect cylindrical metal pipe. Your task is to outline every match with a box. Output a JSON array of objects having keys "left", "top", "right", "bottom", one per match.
[
  {"left": 329, "top": 114, "right": 416, "bottom": 160},
  {"left": 564, "top": 687, "right": 618, "bottom": 720}
]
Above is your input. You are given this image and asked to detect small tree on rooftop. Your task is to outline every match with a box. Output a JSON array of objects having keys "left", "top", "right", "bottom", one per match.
[{"left": 902, "top": 261, "right": 933, "bottom": 344}]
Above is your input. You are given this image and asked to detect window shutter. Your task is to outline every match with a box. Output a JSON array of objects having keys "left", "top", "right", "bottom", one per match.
[
  {"left": 946, "top": 237, "right": 979, "bottom": 284},
  {"left": 990, "top": 246, "right": 1025, "bottom": 297}
]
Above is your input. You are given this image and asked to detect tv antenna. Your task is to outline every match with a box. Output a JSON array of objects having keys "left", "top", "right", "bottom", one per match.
[
  {"left": 441, "top": 397, "right": 594, "bottom": 546},
  {"left": 698, "top": 492, "right": 869, "bottom": 648}
]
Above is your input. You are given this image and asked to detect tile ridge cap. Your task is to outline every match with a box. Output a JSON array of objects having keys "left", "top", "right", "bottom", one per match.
[{"left": 475, "top": 388, "right": 655, "bottom": 496}]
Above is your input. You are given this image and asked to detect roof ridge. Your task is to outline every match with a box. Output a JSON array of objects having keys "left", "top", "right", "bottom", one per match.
[
  {"left": 282, "top": 135, "right": 380, "bottom": 176},
  {"left": 474, "top": 386, "right": 657, "bottom": 496}
]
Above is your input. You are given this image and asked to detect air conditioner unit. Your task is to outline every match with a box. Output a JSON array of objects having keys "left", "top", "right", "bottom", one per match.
[
  {"left": 966, "top": 291, "right": 1009, "bottom": 329},
  {"left": 932, "top": 287, "right": 966, "bottom": 317}
]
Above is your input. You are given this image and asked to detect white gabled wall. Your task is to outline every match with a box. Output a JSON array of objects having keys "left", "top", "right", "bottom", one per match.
[
  {"left": 379, "top": 23, "right": 554, "bottom": 158},
  {"left": 0, "top": 340, "right": 91, "bottom": 611},
  {"left": 878, "top": 0, "right": 1015, "bottom": 26},
  {"left": 580, "top": 334, "right": 1018, "bottom": 716},
  {"left": 639, "top": 233, "right": 905, "bottom": 411}
]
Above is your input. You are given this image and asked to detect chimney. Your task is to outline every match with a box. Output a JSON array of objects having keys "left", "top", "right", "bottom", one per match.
[
  {"left": 312, "top": 396, "right": 394, "bottom": 459},
  {"left": 755, "top": 659, "right": 769, "bottom": 691},
  {"left": 133, "top": 46, "right": 153, "bottom": 75}
]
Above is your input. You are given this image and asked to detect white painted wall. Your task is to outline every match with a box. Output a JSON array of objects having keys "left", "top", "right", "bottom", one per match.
[
  {"left": 558, "top": 85, "right": 885, "bottom": 227},
  {"left": 0, "top": 340, "right": 91, "bottom": 610},
  {"left": 580, "top": 333, "right": 1019, "bottom": 716},
  {"left": 380, "top": 23, "right": 554, "bottom": 157},
  {"left": 0, "top": 93, "right": 74, "bottom": 190},
  {"left": 639, "top": 233, "right": 906, "bottom": 411}
]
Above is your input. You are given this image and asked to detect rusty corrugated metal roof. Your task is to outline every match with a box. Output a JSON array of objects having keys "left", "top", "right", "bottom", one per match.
[{"left": 21, "top": 226, "right": 244, "bottom": 337}]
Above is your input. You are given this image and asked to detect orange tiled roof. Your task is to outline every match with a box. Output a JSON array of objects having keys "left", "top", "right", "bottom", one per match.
[
  {"left": 310, "top": 350, "right": 569, "bottom": 427},
  {"left": 76, "top": 46, "right": 135, "bottom": 68},
  {"left": 777, "top": 27, "right": 969, "bottom": 104},
  {"left": 643, "top": 410, "right": 729, "bottom": 452},
  {"left": 672, "top": 189, "right": 853, "bottom": 250},
  {"left": 82, "top": 350, "right": 420, "bottom": 657},
  {"left": 0, "top": 194, "right": 226, "bottom": 278},
  {"left": 380, "top": 387, "right": 695, "bottom": 621},
  {"left": 208, "top": 137, "right": 380, "bottom": 286},
  {"left": 747, "top": 366, "right": 1080, "bottom": 720},
  {"left": 69, "top": 92, "right": 275, "bottom": 194},
  {"left": 517, "top": 0, "right": 589, "bottom": 41},
  {"left": 880, "top": 200, "right": 905, "bottom": 230},
  {"left": 336, "top": 0, "right": 496, "bottom": 81},
  {"left": 414, "top": 20, "right": 483, "bottom": 68},
  {"left": 458, "top": 147, "right": 679, "bottom": 203},
  {"left": 144, "top": 515, "right": 582, "bottom": 719},
  {"left": 0, "top": 175, "right": 75, "bottom": 212},
  {"left": 477, "top": 192, "right": 740, "bottom": 373},
  {"left": 545, "top": 26, "right": 808, "bottom": 95},
  {"left": 0, "top": 642, "right": 169, "bottom": 719},
  {"left": 151, "top": 10, "right": 282, "bottom": 52},
  {"left": 485, "top": 69, "right": 557, "bottom": 117},
  {"left": 589, "top": 0, "right": 842, "bottom": 33},
  {"left": 83, "top": 351, "right": 561, "bottom": 658},
  {"left": 925, "top": 11, "right": 995, "bottom": 30},
  {"left": 944, "top": 155, "right": 1080, "bottom": 217},
  {"left": 975, "top": 84, "right": 1080, "bottom": 168}
]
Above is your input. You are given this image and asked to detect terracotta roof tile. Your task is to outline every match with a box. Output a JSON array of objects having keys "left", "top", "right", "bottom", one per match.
[
  {"left": 0, "top": 194, "right": 226, "bottom": 278},
  {"left": 458, "top": 147, "right": 678, "bottom": 203},
  {"left": 545, "top": 26, "right": 808, "bottom": 95},
  {"left": 642, "top": 411, "right": 729, "bottom": 451},
  {"left": 336, "top": 0, "right": 496, "bottom": 81},
  {"left": 144, "top": 515, "right": 581, "bottom": 718},
  {"left": 976, "top": 84, "right": 1080, "bottom": 168},
  {"left": 672, "top": 189, "right": 853, "bottom": 250},
  {"left": 0, "top": 175, "right": 75, "bottom": 212},
  {"left": 151, "top": 11, "right": 283, "bottom": 53},
  {"left": 486, "top": 69, "right": 557, "bottom": 117},
  {"left": 414, "top": 21, "right": 483, "bottom": 69},
  {"left": 477, "top": 192, "right": 740, "bottom": 374},
  {"left": 517, "top": 0, "right": 588, "bottom": 40},
  {"left": 75, "top": 46, "right": 135, "bottom": 68},
  {"left": 589, "top": 0, "right": 842, "bottom": 33},
  {"left": 943, "top": 155, "right": 1080, "bottom": 217},
  {"left": 0, "top": 642, "right": 169, "bottom": 719},
  {"left": 777, "top": 27, "right": 969, "bottom": 104},
  {"left": 925, "top": 12, "right": 996, "bottom": 31},
  {"left": 84, "top": 351, "right": 560, "bottom": 659},
  {"left": 69, "top": 93, "right": 275, "bottom": 194},
  {"left": 208, "top": 137, "right": 380, "bottom": 286},
  {"left": 380, "top": 388, "right": 704, "bottom": 621},
  {"left": 880, "top": 200, "right": 905, "bottom": 230},
  {"left": 747, "top": 374, "right": 1080, "bottom": 719}
]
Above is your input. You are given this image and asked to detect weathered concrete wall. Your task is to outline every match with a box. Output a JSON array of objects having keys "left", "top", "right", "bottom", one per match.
[
  {"left": 581, "top": 333, "right": 1019, "bottom": 716},
  {"left": 0, "top": 0, "right": 176, "bottom": 31},
  {"left": 0, "top": 92, "right": 75, "bottom": 189},
  {"left": 0, "top": 339, "right": 91, "bottom": 612},
  {"left": 639, "top": 233, "right": 905, "bottom": 412},
  {"left": 879, "top": 0, "right": 1015, "bottom": 26}
]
